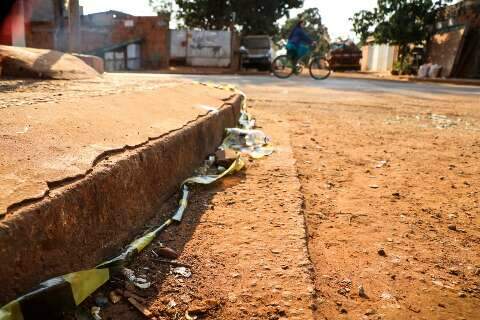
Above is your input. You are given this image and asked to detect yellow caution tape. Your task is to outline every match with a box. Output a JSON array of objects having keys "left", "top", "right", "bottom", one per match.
[
  {"left": 0, "top": 302, "right": 22, "bottom": 320},
  {"left": 63, "top": 269, "right": 110, "bottom": 306}
]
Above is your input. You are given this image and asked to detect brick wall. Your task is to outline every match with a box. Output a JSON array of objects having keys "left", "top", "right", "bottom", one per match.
[
  {"left": 111, "top": 17, "right": 169, "bottom": 69},
  {"left": 78, "top": 16, "right": 170, "bottom": 69}
]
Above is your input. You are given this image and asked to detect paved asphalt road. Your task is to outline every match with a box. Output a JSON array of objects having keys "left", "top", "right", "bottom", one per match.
[{"left": 124, "top": 73, "right": 480, "bottom": 97}]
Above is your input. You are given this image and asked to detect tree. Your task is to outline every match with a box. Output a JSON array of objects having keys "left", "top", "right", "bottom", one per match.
[
  {"left": 351, "top": 0, "right": 451, "bottom": 69},
  {"left": 149, "top": 0, "right": 304, "bottom": 35},
  {"left": 278, "top": 8, "right": 330, "bottom": 55},
  {"left": 149, "top": 0, "right": 174, "bottom": 15}
]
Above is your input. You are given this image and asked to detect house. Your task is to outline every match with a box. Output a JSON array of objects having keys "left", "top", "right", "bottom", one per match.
[
  {"left": 81, "top": 12, "right": 171, "bottom": 71},
  {"left": 427, "top": 0, "right": 480, "bottom": 78}
]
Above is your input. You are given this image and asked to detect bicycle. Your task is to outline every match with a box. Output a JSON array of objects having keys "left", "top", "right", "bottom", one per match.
[{"left": 272, "top": 45, "right": 331, "bottom": 80}]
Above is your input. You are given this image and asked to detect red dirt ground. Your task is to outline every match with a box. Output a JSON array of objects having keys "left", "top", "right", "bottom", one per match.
[{"left": 2, "top": 74, "right": 478, "bottom": 319}]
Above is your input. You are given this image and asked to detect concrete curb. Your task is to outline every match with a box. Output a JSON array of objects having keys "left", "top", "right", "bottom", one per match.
[
  {"left": 0, "top": 96, "right": 241, "bottom": 305},
  {"left": 407, "top": 76, "right": 480, "bottom": 87}
]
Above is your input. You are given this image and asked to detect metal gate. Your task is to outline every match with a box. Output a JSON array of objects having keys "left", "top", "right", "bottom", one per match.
[{"left": 170, "top": 30, "right": 232, "bottom": 67}]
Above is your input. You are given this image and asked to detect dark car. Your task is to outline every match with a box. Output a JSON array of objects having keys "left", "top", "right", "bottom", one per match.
[{"left": 329, "top": 40, "right": 362, "bottom": 71}]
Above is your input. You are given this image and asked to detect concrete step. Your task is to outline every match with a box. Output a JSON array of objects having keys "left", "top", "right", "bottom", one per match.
[{"left": 0, "top": 83, "right": 241, "bottom": 304}]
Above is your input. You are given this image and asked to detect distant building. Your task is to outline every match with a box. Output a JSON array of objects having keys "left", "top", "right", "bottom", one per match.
[
  {"left": 82, "top": 10, "right": 134, "bottom": 28},
  {"left": 360, "top": 37, "right": 399, "bottom": 73},
  {"left": 0, "top": 2, "right": 170, "bottom": 71},
  {"left": 81, "top": 11, "right": 170, "bottom": 70},
  {"left": 0, "top": 0, "right": 76, "bottom": 52},
  {"left": 427, "top": 0, "right": 480, "bottom": 78}
]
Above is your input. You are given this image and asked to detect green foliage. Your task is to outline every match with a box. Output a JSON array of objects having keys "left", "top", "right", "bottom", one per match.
[
  {"left": 150, "top": 0, "right": 304, "bottom": 35},
  {"left": 351, "top": 0, "right": 452, "bottom": 65},
  {"left": 148, "top": 0, "right": 173, "bottom": 15},
  {"left": 278, "top": 8, "right": 330, "bottom": 55}
]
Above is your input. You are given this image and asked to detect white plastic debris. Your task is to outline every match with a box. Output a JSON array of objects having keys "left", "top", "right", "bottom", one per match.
[
  {"left": 91, "top": 306, "right": 102, "bottom": 320},
  {"left": 172, "top": 266, "right": 192, "bottom": 278},
  {"left": 375, "top": 160, "right": 388, "bottom": 168},
  {"left": 185, "top": 310, "right": 198, "bottom": 320},
  {"left": 122, "top": 268, "right": 152, "bottom": 289}
]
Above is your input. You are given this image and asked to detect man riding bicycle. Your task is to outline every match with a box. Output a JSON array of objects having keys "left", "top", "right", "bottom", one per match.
[{"left": 286, "top": 20, "right": 314, "bottom": 67}]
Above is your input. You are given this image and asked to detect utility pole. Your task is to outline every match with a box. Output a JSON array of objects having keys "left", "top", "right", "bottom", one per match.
[{"left": 68, "top": 0, "right": 81, "bottom": 52}]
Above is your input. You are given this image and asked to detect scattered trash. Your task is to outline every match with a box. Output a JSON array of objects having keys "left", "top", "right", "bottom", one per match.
[
  {"left": 127, "top": 297, "right": 152, "bottom": 318},
  {"left": 375, "top": 160, "right": 387, "bottom": 168},
  {"left": 108, "top": 290, "right": 122, "bottom": 304},
  {"left": 172, "top": 266, "right": 192, "bottom": 278},
  {"left": 90, "top": 306, "right": 102, "bottom": 320},
  {"left": 156, "top": 245, "right": 179, "bottom": 259},
  {"left": 430, "top": 114, "right": 458, "bottom": 129},
  {"left": 122, "top": 268, "right": 152, "bottom": 289}
]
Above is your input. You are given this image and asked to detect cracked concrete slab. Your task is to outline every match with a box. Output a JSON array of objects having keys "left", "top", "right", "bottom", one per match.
[{"left": 0, "top": 83, "right": 234, "bottom": 217}]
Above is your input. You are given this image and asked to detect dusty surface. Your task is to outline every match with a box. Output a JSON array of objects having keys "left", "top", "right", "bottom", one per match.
[
  {"left": 0, "top": 45, "right": 99, "bottom": 79},
  {"left": 0, "top": 79, "right": 234, "bottom": 216},
  {"left": 243, "top": 82, "right": 480, "bottom": 319},
  {"left": 69, "top": 74, "right": 479, "bottom": 320},
  {"left": 1, "top": 73, "right": 479, "bottom": 319},
  {"left": 74, "top": 107, "right": 316, "bottom": 320}
]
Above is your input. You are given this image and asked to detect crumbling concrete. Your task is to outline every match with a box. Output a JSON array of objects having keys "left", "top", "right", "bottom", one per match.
[{"left": 0, "top": 83, "right": 241, "bottom": 304}]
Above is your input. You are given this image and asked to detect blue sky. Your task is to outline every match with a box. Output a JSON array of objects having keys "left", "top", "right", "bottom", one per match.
[{"left": 79, "top": 0, "right": 379, "bottom": 40}]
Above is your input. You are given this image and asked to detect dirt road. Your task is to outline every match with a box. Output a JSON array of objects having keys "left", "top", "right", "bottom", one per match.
[
  {"left": 3, "top": 74, "right": 479, "bottom": 319},
  {"left": 78, "top": 75, "right": 478, "bottom": 320},
  {"left": 250, "top": 79, "right": 480, "bottom": 319}
]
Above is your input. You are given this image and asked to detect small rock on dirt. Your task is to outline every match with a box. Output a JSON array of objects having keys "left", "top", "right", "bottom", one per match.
[
  {"left": 358, "top": 285, "right": 368, "bottom": 298},
  {"left": 448, "top": 224, "right": 457, "bottom": 231},
  {"left": 378, "top": 248, "right": 387, "bottom": 256},
  {"left": 156, "top": 246, "right": 179, "bottom": 259},
  {"left": 188, "top": 299, "right": 220, "bottom": 315}
]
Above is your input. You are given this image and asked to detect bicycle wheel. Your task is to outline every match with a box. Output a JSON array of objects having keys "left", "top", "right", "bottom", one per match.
[
  {"left": 309, "top": 57, "right": 331, "bottom": 80},
  {"left": 272, "top": 55, "right": 295, "bottom": 79}
]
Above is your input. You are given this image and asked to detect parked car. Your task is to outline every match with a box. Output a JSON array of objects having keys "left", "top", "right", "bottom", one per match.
[
  {"left": 240, "top": 35, "right": 274, "bottom": 71},
  {"left": 328, "top": 40, "right": 362, "bottom": 71}
]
